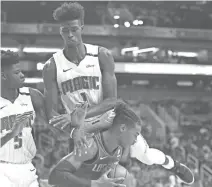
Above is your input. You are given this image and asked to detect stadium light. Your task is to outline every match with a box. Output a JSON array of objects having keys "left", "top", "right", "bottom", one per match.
[
  {"left": 124, "top": 22, "right": 130, "bottom": 28},
  {"left": 1, "top": 47, "right": 61, "bottom": 53},
  {"left": 177, "top": 52, "right": 198, "bottom": 58},
  {"left": 138, "top": 20, "right": 143, "bottom": 25},
  {"left": 133, "top": 47, "right": 159, "bottom": 57},
  {"left": 133, "top": 20, "right": 139, "bottom": 26},
  {"left": 37, "top": 63, "right": 45, "bottom": 70},
  {"left": 25, "top": 78, "right": 43, "bottom": 84},
  {"left": 121, "top": 47, "right": 139, "bottom": 55},
  {"left": 177, "top": 81, "right": 193, "bottom": 87},
  {"left": 24, "top": 47, "right": 60, "bottom": 53},
  {"left": 1, "top": 47, "right": 18, "bottom": 52},
  {"left": 114, "top": 15, "right": 120, "bottom": 19},
  {"left": 114, "top": 24, "right": 119, "bottom": 28},
  {"left": 115, "top": 63, "right": 212, "bottom": 75}
]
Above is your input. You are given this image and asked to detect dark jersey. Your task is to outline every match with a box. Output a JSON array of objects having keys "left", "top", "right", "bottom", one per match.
[{"left": 74, "top": 133, "right": 123, "bottom": 180}]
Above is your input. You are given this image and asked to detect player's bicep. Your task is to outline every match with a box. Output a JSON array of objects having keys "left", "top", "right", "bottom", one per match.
[
  {"left": 42, "top": 59, "right": 59, "bottom": 118},
  {"left": 54, "top": 156, "right": 80, "bottom": 173},
  {"left": 53, "top": 137, "right": 97, "bottom": 172},
  {"left": 99, "top": 47, "right": 117, "bottom": 99},
  {"left": 30, "top": 88, "right": 48, "bottom": 124},
  {"left": 48, "top": 155, "right": 80, "bottom": 185}
]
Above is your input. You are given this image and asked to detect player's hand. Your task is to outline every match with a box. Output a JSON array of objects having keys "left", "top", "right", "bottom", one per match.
[
  {"left": 11, "top": 111, "right": 33, "bottom": 136},
  {"left": 98, "top": 109, "right": 115, "bottom": 126},
  {"left": 71, "top": 102, "right": 88, "bottom": 127},
  {"left": 49, "top": 113, "right": 72, "bottom": 130},
  {"left": 84, "top": 109, "right": 115, "bottom": 134},
  {"left": 91, "top": 169, "right": 126, "bottom": 187},
  {"left": 49, "top": 102, "right": 88, "bottom": 130}
]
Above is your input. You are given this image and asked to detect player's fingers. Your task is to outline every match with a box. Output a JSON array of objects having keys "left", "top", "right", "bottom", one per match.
[
  {"left": 75, "top": 145, "right": 82, "bottom": 157},
  {"left": 53, "top": 119, "right": 66, "bottom": 128},
  {"left": 73, "top": 147, "right": 77, "bottom": 155},
  {"left": 49, "top": 116, "right": 64, "bottom": 124},
  {"left": 61, "top": 123, "right": 69, "bottom": 130},
  {"left": 103, "top": 168, "right": 112, "bottom": 177},
  {"left": 110, "top": 177, "right": 125, "bottom": 183},
  {"left": 52, "top": 114, "right": 63, "bottom": 119},
  {"left": 82, "top": 102, "right": 88, "bottom": 110},
  {"left": 79, "top": 139, "right": 88, "bottom": 154},
  {"left": 82, "top": 137, "right": 89, "bottom": 148},
  {"left": 77, "top": 140, "right": 84, "bottom": 150}
]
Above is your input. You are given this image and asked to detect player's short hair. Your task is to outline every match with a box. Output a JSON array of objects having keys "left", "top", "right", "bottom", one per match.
[
  {"left": 1, "top": 50, "right": 19, "bottom": 70},
  {"left": 113, "top": 102, "right": 141, "bottom": 128},
  {"left": 53, "top": 2, "right": 84, "bottom": 25}
]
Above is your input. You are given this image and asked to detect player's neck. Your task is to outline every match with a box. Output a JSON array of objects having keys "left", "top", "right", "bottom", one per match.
[
  {"left": 101, "top": 131, "right": 119, "bottom": 155},
  {"left": 64, "top": 43, "right": 86, "bottom": 63},
  {"left": 1, "top": 86, "right": 19, "bottom": 102}
]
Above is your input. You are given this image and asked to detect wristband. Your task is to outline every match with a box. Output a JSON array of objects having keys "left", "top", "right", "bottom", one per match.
[{"left": 70, "top": 128, "right": 76, "bottom": 139}]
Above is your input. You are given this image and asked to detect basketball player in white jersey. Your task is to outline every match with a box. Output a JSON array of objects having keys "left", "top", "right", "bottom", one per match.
[
  {"left": 0, "top": 50, "right": 48, "bottom": 187},
  {"left": 43, "top": 2, "right": 194, "bottom": 185}
]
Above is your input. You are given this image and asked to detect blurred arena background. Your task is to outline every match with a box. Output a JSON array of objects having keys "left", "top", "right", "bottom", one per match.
[{"left": 1, "top": 1, "right": 212, "bottom": 187}]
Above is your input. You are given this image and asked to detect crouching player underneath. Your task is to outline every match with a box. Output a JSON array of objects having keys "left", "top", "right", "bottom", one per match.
[
  {"left": 48, "top": 103, "right": 141, "bottom": 187},
  {"left": 48, "top": 103, "right": 194, "bottom": 187}
]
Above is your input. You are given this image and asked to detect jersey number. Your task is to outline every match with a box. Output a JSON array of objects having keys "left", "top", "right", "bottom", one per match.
[{"left": 14, "top": 132, "right": 23, "bottom": 149}]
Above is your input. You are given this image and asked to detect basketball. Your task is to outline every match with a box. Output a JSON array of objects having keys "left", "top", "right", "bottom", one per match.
[{"left": 109, "top": 164, "right": 132, "bottom": 186}]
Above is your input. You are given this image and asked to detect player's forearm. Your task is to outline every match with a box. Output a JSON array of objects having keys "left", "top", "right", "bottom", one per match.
[
  {"left": 49, "top": 169, "right": 91, "bottom": 187},
  {"left": 0, "top": 130, "right": 15, "bottom": 147},
  {"left": 85, "top": 97, "right": 117, "bottom": 119},
  {"left": 84, "top": 119, "right": 111, "bottom": 134},
  {"left": 44, "top": 94, "right": 59, "bottom": 120}
]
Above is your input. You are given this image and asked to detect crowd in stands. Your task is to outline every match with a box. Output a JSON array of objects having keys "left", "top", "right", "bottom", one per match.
[
  {"left": 2, "top": 1, "right": 212, "bottom": 29},
  {"left": 151, "top": 99, "right": 212, "bottom": 186}
]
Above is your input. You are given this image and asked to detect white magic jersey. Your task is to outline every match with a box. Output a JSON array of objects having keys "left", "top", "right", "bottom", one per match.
[
  {"left": 54, "top": 43, "right": 103, "bottom": 114},
  {"left": 0, "top": 87, "right": 36, "bottom": 164}
]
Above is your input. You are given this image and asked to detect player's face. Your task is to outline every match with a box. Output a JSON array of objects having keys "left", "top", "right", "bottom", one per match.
[
  {"left": 120, "top": 123, "right": 141, "bottom": 148},
  {"left": 60, "top": 19, "right": 83, "bottom": 48},
  {"left": 2, "top": 63, "right": 25, "bottom": 89}
]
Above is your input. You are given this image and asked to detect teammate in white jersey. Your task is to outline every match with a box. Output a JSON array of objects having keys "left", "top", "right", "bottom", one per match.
[
  {"left": 43, "top": 2, "right": 119, "bottom": 145},
  {"left": 0, "top": 50, "right": 48, "bottom": 187},
  {"left": 43, "top": 2, "right": 194, "bottom": 185}
]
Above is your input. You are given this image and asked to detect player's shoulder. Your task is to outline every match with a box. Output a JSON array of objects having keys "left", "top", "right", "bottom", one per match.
[
  {"left": 43, "top": 57, "right": 56, "bottom": 73},
  {"left": 29, "top": 87, "right": 43, "bottom": 99},
  {"left": 98, "top": 46, "right": 114, "bottom": 69},
  {"left": 99, "top": 46, "right": 113, "bottom": 59},
  {"left": 28, "top": 87, "right": 44, "bottom": 108},
  {"left": 42, "top": 56, "right": 57, "bottom": 81}
]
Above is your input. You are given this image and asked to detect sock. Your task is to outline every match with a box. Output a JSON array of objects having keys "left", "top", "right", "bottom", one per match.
[{"left": 162, "top": 155, "right": 175, "bottom": 169}]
